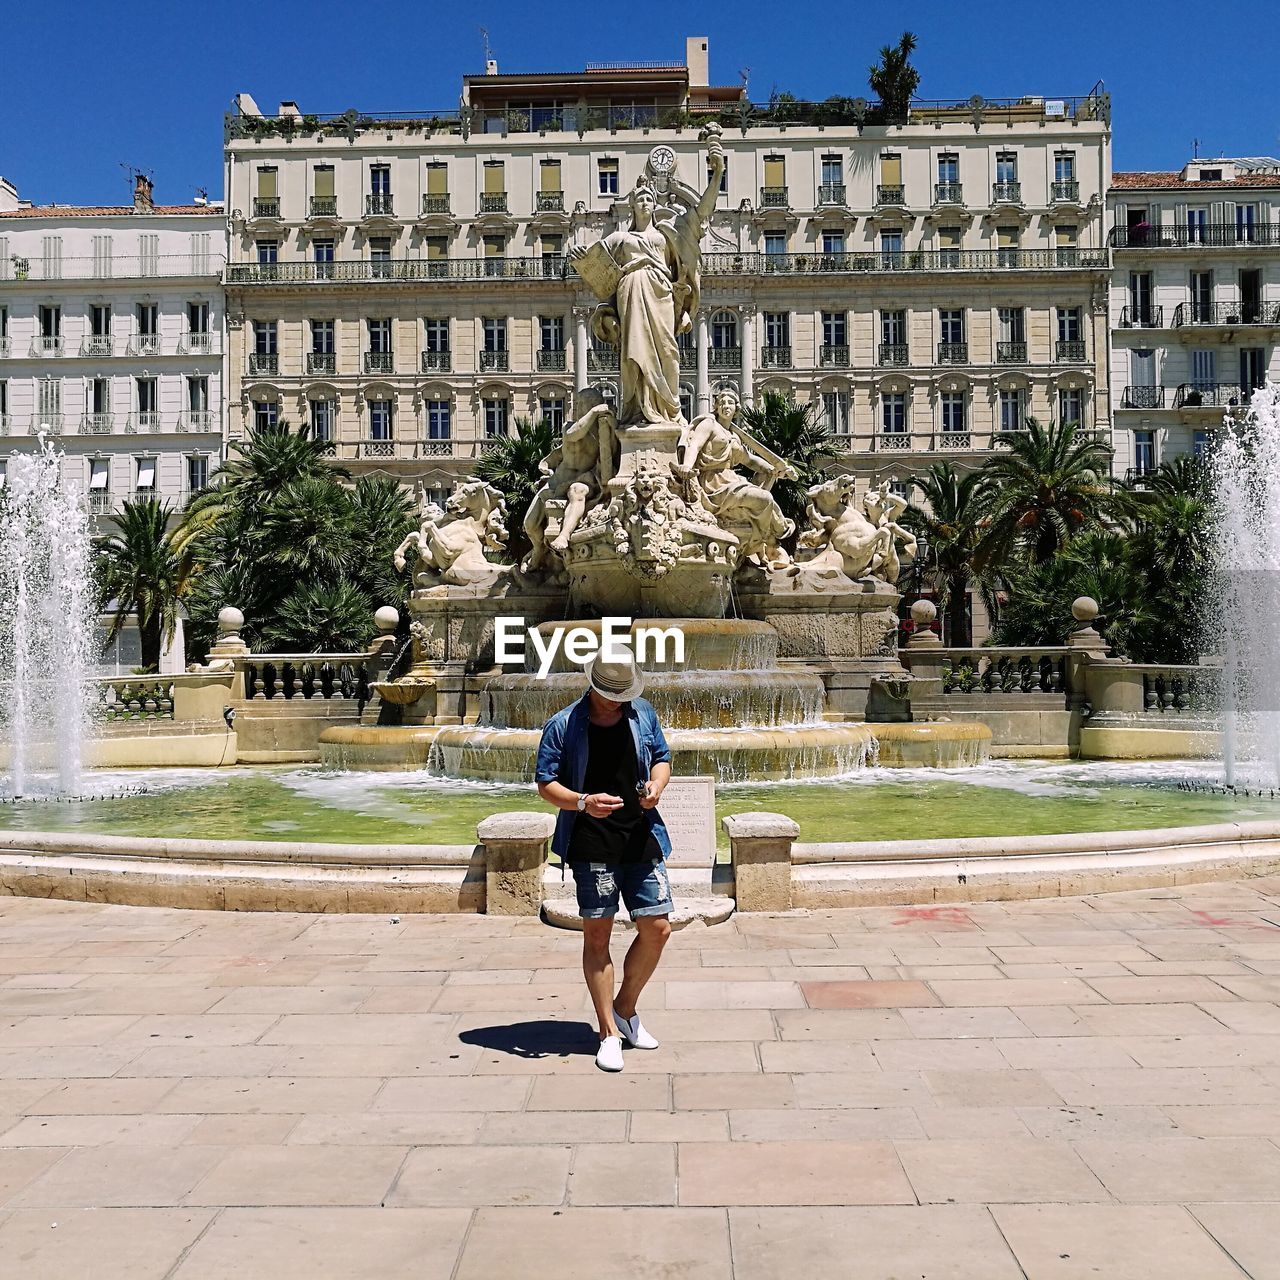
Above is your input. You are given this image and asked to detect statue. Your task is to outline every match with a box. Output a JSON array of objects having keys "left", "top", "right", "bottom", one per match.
[
  {"left": 799, "top": 476, "right": 917, "bottom": 584},
  {"left": 521, "top": 392, "right": 619, "bottom": 573},
  {"left": 394, "top": 480, "right": 510, "bottom": 587},
  {"left": 674, "top": 387, "right": 797, "bottom": 569},
  {"left": 569, "top": 125, "right": 725, "bottom": 426}
]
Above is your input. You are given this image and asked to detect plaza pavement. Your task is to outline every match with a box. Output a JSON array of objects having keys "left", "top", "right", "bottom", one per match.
[{"left": 1, "top": 882, "right": 1280, "bottom": 1278}]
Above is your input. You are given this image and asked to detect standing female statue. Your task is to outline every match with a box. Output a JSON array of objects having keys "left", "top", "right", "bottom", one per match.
[{"left": 570, "top": 127, "right": 725, "bottom": 427}]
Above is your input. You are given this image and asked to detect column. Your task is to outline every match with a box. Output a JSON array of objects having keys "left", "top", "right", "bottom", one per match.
[
  {"left": 573, "top": 306, "right": 590, "bottom": 393},
  {"left": 695, "top": 309, "right": 710, "bottom": 413},
  {"left": 740, "top": 305, "right": 756, "bottom": 403}
]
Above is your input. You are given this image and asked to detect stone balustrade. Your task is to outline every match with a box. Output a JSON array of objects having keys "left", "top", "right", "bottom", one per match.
[{"left": 236, "top": 654, "right": 375, "bottom": 704}]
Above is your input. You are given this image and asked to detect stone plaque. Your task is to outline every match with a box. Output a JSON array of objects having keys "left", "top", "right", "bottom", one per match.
[{"left": 658, "top": 775, "right": 716, "bottom": 866}]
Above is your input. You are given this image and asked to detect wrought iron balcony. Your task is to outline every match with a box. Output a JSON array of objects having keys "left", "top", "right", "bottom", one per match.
[
  {"left": 480, "top": 193, "right": 508, "bottom": 213},
  {"left": 878, "top": 343, "right": 909, "bottom": 367},
  {"left": 759, "top": 186, "right": 789, "bottom": 208},
  {"left": 129, "top": 334, "right": 162, "bottom": 356},
  {"left": 420, "top": 439, "right": 453, "bottom": 457},
  {"left": 80, "top": 336, "right": 115, "bottom": 357},
  {"left": 421, "top": 193, "right": 450, "bottom": 215},
  {"left": 820, "top": 344, "right": 850, "bottom": 367},
  {"left": 1051, "top": 179, "right": 1080, "bottom": 203},
  {"left": 252, "top": 197, "right": 281, "bottom": 219},
  {"left": 309, "top": 196, "right": 338, "bottom": 218},
  {"left": 878, "top": 431, "right": 911, "bottom": 451},
  {"left": 80, "top": 412, "right": 114, "bottom": 434},
  {"left": 179, "top": 332, "right": 215, "bottom": 354},
  {"left": 1173, "top": 300, "right": 1280, "bottom": 327},
  {"left": 126, "top": 412, "right": 162, "bottom": 433},
  {"left": 307, "top": 352, "right": 336, "bottom": 374},
  {"left": 33, "top": 414, "right": 64, "bottom": 433},
  {"left": 0, "top": 338, "right": 9, "bottom": 356},
  {"left": 1110, "top": 223, "right": 1280, "bottom": 249},
  {"left": 876, "top": 184, "right": 906, "bottom": 206},
  {"left": 996, "top": 341, "right": 1028, "bottom": 363},
  {"left": 248, "top": 352, "right": 278, "bottom": 375},
  {"left": 679, "top": 347, "right": 697, "bottom": 371},
  {"left": 1120, "top": 386, "right": 1165, "bottom": 408},
  {"left": 708, "top": 346, "right": 742, "bottom": 369},
  {"left": 360, "top": 439, "right": 396, "bottom": 458},
  {"left": 1056, "top": 339, "right": 1087, "bottom": 362},
  {"left": 817, "top": 183, "right": 846, "bottom": 206},
  {"left": 701, "top": 248, "right": 1108, "bottom": 275},
  {"left": 938, "top": 429, "right": 973, "bottom": 450},
  {"left": 937, "top": 342, "right": 969, "bottom": 364},
  {"left": 934, "top": 182, "right": 964, "bottom": 205},
  {"left": 761, "top": 345, "right": 791, "bottom": 369},
  {"left": 364, "top": 351, "right": 394, "bottom": 373},
  {"left": 421, "top": 350, "right": 451, "bottom": 373},
  {"left": 1119, "top": 305, "right": 1163, "bottom": 328},
  {"left": 365, "top": 193, "right": 395, "bottom": 217},
  {"left": 89, "top": 491, "right": 113, "bottom": 515},
  {"left": 179, "top": 410, "right": 215, "bottom": 432},
  {"left": 588, "top": 348, "right": 619, "bottom": 372},
  {"left": 992, "top": 181, "right": 1022, "bottom": 204},
  {"left": 537, "top": 349, "right": 567, "bottom": 372},
  {"left": 1173, "top": 382, "right": 1246, "bottom": 409},
  {"left": 0, "top": 414, "right": 10, "bottom": 434},
  {"left": 536, "top": 191, "right": 564, "bottom": 212},
  {"left": 31, "top": 336, "right": 64, "bottom": 356},
  {"left": 479, "top": 349, "right": 508, "bottom": 372}
]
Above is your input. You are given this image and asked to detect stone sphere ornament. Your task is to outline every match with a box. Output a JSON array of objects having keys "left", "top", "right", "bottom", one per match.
[{"left": 374, "top": 606, "right": 400, "bottom": 634}]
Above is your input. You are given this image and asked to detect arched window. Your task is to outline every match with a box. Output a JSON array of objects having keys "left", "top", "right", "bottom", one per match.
[{"left": 711, "top": 310, "right": 738, "bottom": 348}]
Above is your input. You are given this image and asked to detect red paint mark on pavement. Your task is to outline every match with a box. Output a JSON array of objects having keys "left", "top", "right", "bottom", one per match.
[
  {"left": 891, "top": 906, "right": 974, "bottom": 927},
  {"left": 1185, "top": 909, "right": 1267, "bottom": 929}
]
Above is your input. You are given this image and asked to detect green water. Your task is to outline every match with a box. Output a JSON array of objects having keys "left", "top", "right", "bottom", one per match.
[{"left": 0, "top": 762, "right": 1276, "bottom": 848}]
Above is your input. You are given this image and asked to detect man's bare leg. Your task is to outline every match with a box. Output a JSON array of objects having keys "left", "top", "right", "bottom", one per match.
[
  {"left": 614, "top": 914, "right": 671, "bottom": 1019},
  {"left": 581, "top": 917, "right": 619, "bottom": 1040}
]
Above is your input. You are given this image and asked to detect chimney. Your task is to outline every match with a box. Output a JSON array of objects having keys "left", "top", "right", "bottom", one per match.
[
  {"left": 133, "top": 173, "right": 154, "bottom": 211},
  {"left": 686, "top": 36, "right": 709, "bottom": 88},
  {"left": 279, "top": 100, "right": 301, "bottom": 118},
  {"left": 485, "top": 58, "right": 499, "bottom": 75}
]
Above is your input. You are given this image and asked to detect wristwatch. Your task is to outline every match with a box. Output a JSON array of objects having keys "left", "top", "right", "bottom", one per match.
[{"left": 576, "top": 793, "right": 588, "bottom": 812}]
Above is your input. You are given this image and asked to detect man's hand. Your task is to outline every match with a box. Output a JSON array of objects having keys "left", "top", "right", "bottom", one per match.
[
  {"left": 584, "top": 793, "right": 624, "bottom": 818},
  {"left": 638, "top": 780, "right": 665, "bottom": 810}
]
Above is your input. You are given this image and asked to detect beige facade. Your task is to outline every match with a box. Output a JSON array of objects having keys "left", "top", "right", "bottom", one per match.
[{"left": 224, "top": 45, "right": 1111, "bottom": 500}]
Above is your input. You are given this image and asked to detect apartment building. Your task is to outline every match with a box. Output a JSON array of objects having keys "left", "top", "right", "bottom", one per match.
[
  {"left": 0, "top": 175, "right": 225, "bottom": 519},
  {"left": 223, "top": 37, "right": 1111, "bottom": 501},
  {"left": 1108, "top": 157, "right": 1280, "bottom": 478}
]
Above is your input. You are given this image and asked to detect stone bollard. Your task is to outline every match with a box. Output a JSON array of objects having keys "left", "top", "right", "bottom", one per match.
[
  {"left": 477, "top": 811, "right": 555, "bottom": 916},
  {"left": 722, "top": 812, "right": 799, "bottom": 912}
]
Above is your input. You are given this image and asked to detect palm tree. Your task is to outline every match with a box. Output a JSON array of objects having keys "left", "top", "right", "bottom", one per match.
[
  {"left": 261, "top": 581, "right": 374, "bottom": 653},
  {"left": 904, "top": 463, "right": 997, "bottom": 647},
  {"left": 475, "top": 415, "right": 557, "bottom": 562},
  {"left": 738, "top": 390, "right": 839, "bottom": 529},
  {"left": 868, "top": 32, "right": 920, "bottom": 124},
  {"left": 979, "top": 417, "right": 1127, "bottom": 567},
  {"left": 349, "top": 476, "right": 416, "bottom": 610},
  {"left": 95, "top": 497, "right": 186, "bottom": 672},
  {"left": 252, "top": 476, "right": 359, "bottom": 582}
]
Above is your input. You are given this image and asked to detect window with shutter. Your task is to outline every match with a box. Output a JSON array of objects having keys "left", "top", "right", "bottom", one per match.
[{"left": 313, "top": 166, "right": 335, "bottom": 198}]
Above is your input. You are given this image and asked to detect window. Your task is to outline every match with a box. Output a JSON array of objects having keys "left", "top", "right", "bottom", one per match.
[
  {"left": 306, "top": 398, "right": 334, "bottom": 443},
  {"left": 187, "top": 301, "right": 209, "bottom": 335},
  {"left": 540, "top": 316, "right": 565, "bottom": 351},
  {"left": 424, "top": 162, "right": 447, "bottom": 204},
  {"left": 255, "top": 239, "right": 278, "bottom": 265},
  {"left": 1237, "top": 203, "right": 1258, "bottom": 243},
  {"left": 880, "top": 152, "right": 902, "bottom": 190},
  {"left": 1190, "top": 269, "right": 1213, "bottom": 320},
  {"left": 939, "top": 309, "right": 965, "bottom": 344},
  {"left": 311, "top": 319, "right": 335, "bottom": 354},
  {"left": 482, "top": 161, "right": 505, "bottom": 207},
  {"left": 1054, "top": 224, "right": 1078, "bottom": 265},
  {"left": 187, "top": 376, "right": 208, "bottom": 411},
  {"left": 368, "top": 318, "right": 392, "bottom": 354},
  {"left": 763, "top": 311, "right": 789, "bottom": 348},
  {"left": 763, "top": 232, "right": 787, "bottom": 257},
  {"left": 483, "top": 397, "right": 509, "bottom": 438},
  {"left": 762, "top": 155, "right": 785, "bottom": 195},
  {"left": 424, "top": 319, "right": 449, "bottom": 353},
  {"left": 1129, "top": 272, "right": 1153, "bottom": 324},
  {"left": 424, "top": 236, "right": 448, "bottom": 276},
  {"left": 482, "top": 317, "right": 507, "bottom": 352},
  {"left": 996, "top": 225, "right": 1019, "bottom": 266},
  {"left": 186, "top": 454, "right": 209, "bottom": 494},
  {"left": 426, "top": 399, "right": 451, "bottom": 440},
  {"left": 134, "top": 457, "right": 157, "bottom": 493},
  {"left": 540, "top": 397, "right": 566, "bottom": 430},
  {"left": 998, "top": 307, "right": 1026, "bottom": 344},
  {"left": 999, "top": 388, "right": 1025, "bottom": 432},
  {"left": 1198, "top": 168, "right": 1223, "bottom": 182},
  {"left": 135, "top": 377, "right": 157, "bottom": 415},
  {"left": 881, "top": 309, "right": 906, "bottom": 345},
  {"left": 598, "top": 157, "right": 619, "bottom": 197},
  {"left": 90, "top": 377, "right": 110, "bottom": 414},
  {"left": 1057, "top": 307, "right": 1082, "bottom": 347},
  {"left": 1058, "top": 387, "right": 1084, "bottom": 428},
  {"left": 368, "top": 399, "right": 393, "bottom": 441},
  {"left": 369, "top": 236, "right": 392, "bottom": 278},
  {"left": 937, "top": 153, "right": 959, "bottom": 183},
  {"left": 679, "top": 386, "right": 694, "bottom": 421},
  {"left": 37, "top": 375, "right": 61, "bottom": 418},
  {"left": 1193, "top": 430, "right": 1209, "bottom": 460},
  {"left": 541, "top": 234, "right": 563, "bottom": 262},
  {"left": 821, "top": 230, "right": 845, "bottom": 256},
  {"left": 312, "top": 164, "right": 336, "bottom": 208},
  {"left": 253, "top": 319, "right": 277, "bottom": 355},
  {"left": 711, "top": 311, "right": 738, "bottom": 348},
  {"left": 882, "top": 392, "right": 907, "bottom": 434},
  {"left": 539, "top": 159, "right": 561, "bottom": 192},
  {"left": 1133, "top": 429, "right": 1155, "bottom": 475},
  {"left": 995, "top": 152, "right": 1018, "bottom": 183},
  {"left": 39, "top": 305, "right": 61, "bottom": 338},
  {"left": 1187, "top": 207, "right": 1208, "bottom": 243},
  {"left": 313, "top": 238, "right": 335, "bottom": 263},
  {"left": 253, "top": 400, "right": 278, "bottom": 432},
  {"left": 1241, "top": 348, "right": 1266, "bottom": 390},
  {"left": 937, "top": 226, "right": 960, "bottom": 266},
  {"left": 822, "top": 312, "right": 847, "bottom": 348},
  {"left": 821, "top": 154, "right": 843, "bottom": 186},
  {"left": 89, "top": 458, "right": 110, "bottom": 495},
  {"left": 255, "top": 166, "right": 277, "bottom": 201},
  {"left": 707, "top": 154, "right": 728, "bottom": 194},
  {"left": 881, "top": 229, "right": 905, "bottom": 263},
  {"left": 1055, "top": 151, "right": 1076, "bottom": 182},
  {"left": 822, "top": 390, "right": 849, "bottom": 435},
  {"left": 1191, "top": 349, "right": 1216, "bottom": 389},
  {"left": 941, "top": 391, "right": 967, "bottom": 434},
  {"left": 369, "top": 165, "right": 391, "bottom": 196},
  {"left": 90, "top": 304, "right": 112, "bottom": 337},
  {"left": 136, "top": 303, "right": 158, "bottom": 339}
]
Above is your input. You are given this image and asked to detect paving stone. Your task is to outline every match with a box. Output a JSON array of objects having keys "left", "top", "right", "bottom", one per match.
[
  {"left": 186, "top": 1144, "right": 407, "bottom": 1207},
  {"left": 387, "top": 1144, "right": 571, "bottom": 1207},
  {"left": 1191, "top": 1203, "right": 1280, "bottom": 1280},
  {"left": 894, "top": 1138, "right": 1108, "bottom": 1203},
  {"left": 11, "top": 1144, "right": 223, "bottom": 1208},
  {"left": 729, "top": 1108, "right": 924, "bottom": 1142},
  {"left": 569, "top": 1142, "right": 676, "bottom": 1205},
  {"left": 674, "top": 1073, "right": 796, "bottom": 1111},
  {"left": 1075, "top": 1137, "right": 1280, "bottom": 1202},
  {"left": 801, "top": 980, "right": 939, "bottom": 1009},
  {"left": 375, "top": 1075, "right": 530, "bottom": 1113},
  {"left": 0, "top": 1148, "right": 70, "bottom": 1206}
]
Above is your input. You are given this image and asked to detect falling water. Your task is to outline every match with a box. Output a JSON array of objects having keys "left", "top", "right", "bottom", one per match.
[
  {"left": 0, "top": 436, "right": 97, "bottom": 796},
  {"left": 1210, "top": 382, "right": 1280, "bottom": 786}
]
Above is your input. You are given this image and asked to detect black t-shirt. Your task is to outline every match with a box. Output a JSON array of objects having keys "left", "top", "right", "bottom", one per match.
[{"left": 567, "top": 718, "right": 657, "bottom": 864}]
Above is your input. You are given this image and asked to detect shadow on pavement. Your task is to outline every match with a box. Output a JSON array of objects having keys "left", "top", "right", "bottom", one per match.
[{"left": 459, "top": 1019, "right": 597, "bottom": 1059}]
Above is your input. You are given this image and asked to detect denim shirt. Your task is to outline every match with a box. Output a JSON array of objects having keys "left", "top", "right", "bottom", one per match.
[{"left": 535, "top": 693, "right": 673, "bottom": 860}]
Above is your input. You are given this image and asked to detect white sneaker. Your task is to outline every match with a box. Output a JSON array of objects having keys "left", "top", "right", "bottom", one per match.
[
  {"left": 595, "top": 1035, "right": 624, "bottom": 1072},
  {"left": 613, "top": 1008, "right": 659, "bottom": 1050}
]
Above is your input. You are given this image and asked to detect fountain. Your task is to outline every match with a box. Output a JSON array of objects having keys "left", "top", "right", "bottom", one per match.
[
  {"left": 0, "top": 434, "right": 97, "bottom": 796},
  {"left": 1211, "top": 382, "right": 1280, "bottom": 786},
  {"left": 320, "top": 129, "right": 990, "bottom": 780}
]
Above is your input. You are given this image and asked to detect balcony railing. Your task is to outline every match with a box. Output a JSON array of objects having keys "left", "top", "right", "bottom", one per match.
[
  {"left": 365, "top": 193, "right": 395, "bottom": 217},
  {"left": 360, "top": 439, "right": 396, "bottom": 458},
  {"left": 0, "top": 254, "right": 224, "bottom": 283},
  {"left": 364, "top": 351, "right": 394, "bottom": 374},
  {"left": 32, "top": 414, "right": 64, "bottom": 433},
  {"left": 878, "top": 343, "right": 909, "bottom": 367},
  {"left": 934, "top": 182, "right": 964, "bottom": 205},
  {"left": 421, "top": 350, "right": 452, "bottom": 373},
  {"left": 992, "top": 181, "right": 1022, "bottom": 204},
  {"left": 88, "top": 491, "right": 113, "bottom": 515},
  {"left": 709, "top": 346, "right": 742, "bottom": 369},
  {"left": 937, "top": 342, "right": 969, "bottom": 364},
  {"left": 536, "top": 191, "right": 564, "bottom": 212},
  {"left": 248, "top": 352, "right": 278, "bottom": 375},
  {"left": 0, "top": 337, "right": 9, "bottom": 356},
  {"left": 1056, "top": 339, "right": 1087, "bottom": 362},
  {"left": 479, "top": 349, "right": 508, "bottom": 372},
  {"left": 252, "top": 197, "right": 281, "bottom": 219},
  {"left": 1118, "top": 305, "right": 1163, "bottom": 328},
  {"left": 1120, "top": 386, "right": 1165, "bottom": 409},
  {"left": 80, "top": 413, "right": 114, "bottom": 434},
  {"left": 479, "top": 193, "right": 508, "bottom": 213},
  {"left": 307, "top": 352, "right": 336, "bottom": 374},
  {"left": 0, "top": 415, "right": 10, "bottom": 435},
  {"left": 80, "top": 336, "right": 114, "bottom": 357},
  {"left": 1110, "top": 223, "right": 1280, "bottom": 249},
  {"left": 179, "top": 410, "right": 215, "bottom": 432},
  {"left": 126, "top": 412, "right": 162, "bottom": 433},
  {"left": 1174, "top": 382, "right": 1246, "bottom": 409},
  {"left": 679, "top": 347, "right": 697, "bottom": 371},
  {"left": 817, "top": 183, "right": 846, "bottom": 206},
  {"left": 759, "top": 186, "right": 789, "bottom": 208},
  {"left": 128, "top": 334, "right": 162, "bottom": 357},
  {"left": 1051, "top": 179, "right": 1081, "bottom": 203},
  {"left": 309, "top": 196, "right": 338, "bottom": 218},
  {"left": 938, "top": 429, "right": 972, "bottom": 450},
  {"left": 876, "top": 184, "right": 906, "bottom": 206},
  {"left": 537, "top": 349, "right": 567, "bottom": 372},
  {"left": 31, "top": 336, "right": 64, "bottom": 356},
  {"left": 588, "top": 348, "right": 619, "bottom": 372},
  {"left": 179, "top": 332, "right": 215, "bottom": 354},
  {"left": 421, "top": 193, "right": 450, "bottom": 215},
  {"left": 420, "top": 439, "right": 453, "bottom": 457},
  {"left": 819, "top": 344, "right": 850, "bottom": 367},
  {"left": 760, "top": 345, "right": 791, "bottom": 369},
  {"left": 1172, "top": 300, "right": 1280, "bottom": 327},
  {"left": 996, "top": 341, "right": 1028, "bottom": 363}
]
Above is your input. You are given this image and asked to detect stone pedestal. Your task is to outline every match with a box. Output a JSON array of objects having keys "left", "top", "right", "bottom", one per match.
[
  {"left": 723, "top": 812, "right": 798, "bottom": 912},
  {"left": 477, "top": 811, "right": 554, "bottom": 916}
]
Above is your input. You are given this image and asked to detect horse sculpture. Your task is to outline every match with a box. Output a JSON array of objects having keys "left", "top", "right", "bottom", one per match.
[{"left": 393, "top": 481, "right": 511, "bottom": 587}]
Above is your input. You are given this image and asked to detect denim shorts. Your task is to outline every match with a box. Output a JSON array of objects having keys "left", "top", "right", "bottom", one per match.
[{"left": 571, "top": 859, "right": 674, "bottom": 920}]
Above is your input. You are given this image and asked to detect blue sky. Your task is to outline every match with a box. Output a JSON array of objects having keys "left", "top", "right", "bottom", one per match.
[{"left": 3, "top": 0, "right": 1278, "bottom": 206}]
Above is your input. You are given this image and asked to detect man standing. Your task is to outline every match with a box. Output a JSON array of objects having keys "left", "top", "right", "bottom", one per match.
[{"left": 535, "top": 655, "right": 673, "bottom": 1072}]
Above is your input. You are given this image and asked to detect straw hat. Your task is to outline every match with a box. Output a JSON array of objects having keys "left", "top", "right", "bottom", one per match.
[{"left": 586, "top": 655, "right": 644, "bottom": 703}]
